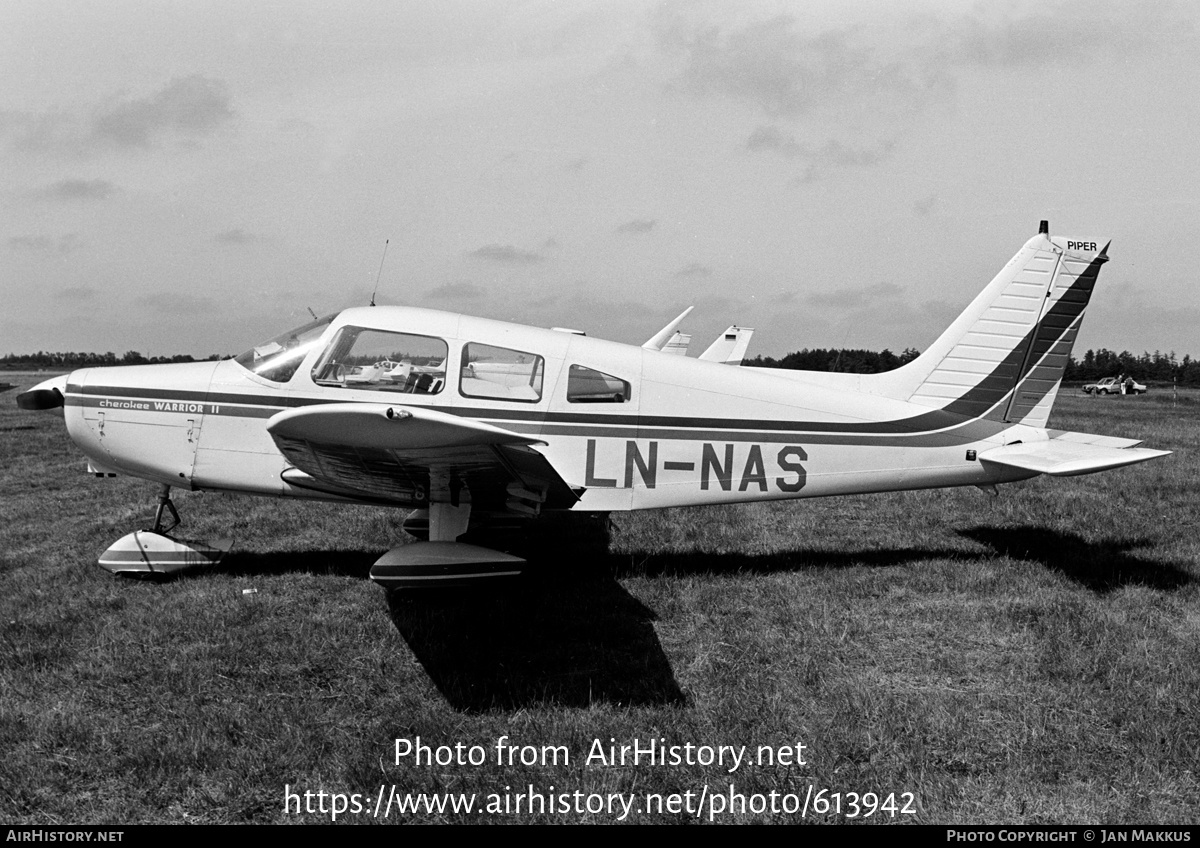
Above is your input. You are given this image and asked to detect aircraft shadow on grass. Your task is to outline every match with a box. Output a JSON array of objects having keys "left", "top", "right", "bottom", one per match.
[
  {"left": 214, "top": 539, "right": 977, "bottom": 713},
  {"left": 600, "top": 546, "right": 980, "bottom": 578},
  {"left": 216, "top": 546, "right": 688, "bottom": 712},
  {"left": 215, "top": 549, "right": 377, "bottom": 580},
  {"left": 211, "top": 522, "right": 1189, "bottom": 712},
  {"left": 960, "top": 526, "right": 1193, "bottom": 593},
  {"left": 386, "top": 575, "right": 686, "bottom": 713}
]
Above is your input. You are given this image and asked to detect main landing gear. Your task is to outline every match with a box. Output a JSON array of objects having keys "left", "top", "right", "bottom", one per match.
[
  {"left": 369, "top": 476, "right": 529, "bottom": 589},
  {"left": 97, "top": 484, "right": 232, "bottom": 577}
]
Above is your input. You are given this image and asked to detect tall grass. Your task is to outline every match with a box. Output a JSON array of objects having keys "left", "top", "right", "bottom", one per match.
[{"left": 1, "top": 375, "right": 1196, "bottom": 823}]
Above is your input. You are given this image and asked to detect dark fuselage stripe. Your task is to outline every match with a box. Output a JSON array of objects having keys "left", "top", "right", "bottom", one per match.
[
  {"left": 68, "top": 385, "right": 981, "bottom": 436},
  {"left": 65, "top": 391, "right": 1005, "bottom": 448}
]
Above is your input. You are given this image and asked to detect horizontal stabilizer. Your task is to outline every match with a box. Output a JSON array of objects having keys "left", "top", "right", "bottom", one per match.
[
  {"left": 660, "top": 330, "right": 691, "bottom": 356},
  {"left": 979, "top": 439, "right": 1170, "bottom": 478},
  {"left": 643, "top": 307, "right": 693, "bottom": 351},
  {"left": 1047, "top": 430, "right": 1144, "bottom": 450}
]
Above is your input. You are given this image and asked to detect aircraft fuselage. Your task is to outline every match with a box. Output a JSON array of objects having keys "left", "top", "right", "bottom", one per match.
[{"left": 53, "top": 305, "right": 1038, "bottom": 513}]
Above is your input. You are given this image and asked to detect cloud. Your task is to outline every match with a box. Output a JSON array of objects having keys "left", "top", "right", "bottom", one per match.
[
  {"left": 2, "top": 110, "right": 77, "bottom": 154},
  {"left": 467, "top": 244, "right": 544, "bottom": 264},
  {"left": 427, "top": 282, "right": 484, "bottom": 299},
  {"left": 745, "top": 125, "right": 804, "bottom": 157},
  {"left": 215, "top": 228, "right": 265, "bottom": 245},
  {"left": 747, "top": 125, "right": 894, "bottom": 180},
  {"left": 659, "top": 3, "right": 1190, "bottom": 117},
  {"left": 143, "top": 292, "right": 217, "bottom": 313},
  {"left": 35, "top": 179, "right": 116, "bottom": 201},
  {"left": 54, "top": 286, "right": 98, "bottom": 301},
  {"left": 807, "top": 282, "right": 904, "bottom": 310},
  {"left": 676, "top": 262, "right": 713, "bottom": 278},
  {"left": 3, "top": 76, "right": 235, "bottom": 155},
  {"left": 657, "top": 11, "right": 951, "bottom": 184},
  {"left": 658, "top": 11, "right": 948, "bottom": 117},
  {"left": 943, "top": 0, "right": 1196, "bottom": 69},
  {"left": 92, "top": 75, "right": 235, "bottom": 148},
  {"left": 8, "top": 234, "right": 82, "bottom": 255},
  {"left": 616, "top": 219, "right": 656, "bottom": 235}
]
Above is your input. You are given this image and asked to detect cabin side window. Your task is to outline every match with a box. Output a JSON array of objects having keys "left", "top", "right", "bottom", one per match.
[
  {"left": 459, "top": 343, "right": 544, "bottom": 402},
  {"left": 311, "top": 327, "right": 448, "bottom": 395},
  {"left": 566, "top": 365, "right": 631, "bottom": 403}
]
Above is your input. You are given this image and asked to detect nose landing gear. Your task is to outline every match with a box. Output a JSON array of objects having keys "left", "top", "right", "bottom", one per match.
[
  {"left": 151, "top": 484, "right": 181, "bottom": 535},
  {"left": 97, "top": 485, "right": 232, "bottom": 577}
]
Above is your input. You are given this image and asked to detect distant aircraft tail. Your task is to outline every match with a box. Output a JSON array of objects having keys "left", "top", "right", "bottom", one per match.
[
  {"left": 885, "top": 222, "right": 1109, "bottom": 429},
  {"left": 699, "top": 326, "right": 754, "bottom": 365},
  {"left": 660, "top": 331, "right": 691, "bottom": 356},
  {"left": 643, "top": 307, "right": 693, "bottom": 351}
]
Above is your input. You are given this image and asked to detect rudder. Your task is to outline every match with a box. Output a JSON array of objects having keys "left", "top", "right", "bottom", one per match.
[{"left": 894, "top": 222, "right": 1108, "bottom": 429}]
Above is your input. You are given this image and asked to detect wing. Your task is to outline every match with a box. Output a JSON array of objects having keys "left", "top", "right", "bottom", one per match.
[
  {"left": 978, "top": 432, "right": 1170, "bottom": 478},
  {"left": 267, "top": 403, "right": 579, "bottom": 511}
]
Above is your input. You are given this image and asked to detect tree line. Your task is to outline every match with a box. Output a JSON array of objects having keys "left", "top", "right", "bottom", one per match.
[
  {"left": 745, "top": 347, "right": 922, "bottom": 373},
  {"left": 746, "top": 347, "right": 1200, "bottom": 385},
  {"left": 1, "top": 351, "right": 224, "bottom": 369}
]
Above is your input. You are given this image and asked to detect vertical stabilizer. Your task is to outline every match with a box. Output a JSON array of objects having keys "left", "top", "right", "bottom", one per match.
[
  {"left": 699, "top": 325, "right": 755, "bottom": 365},
  {"left": 889, "top": 224, "right": 1108, "bottom": 428}
]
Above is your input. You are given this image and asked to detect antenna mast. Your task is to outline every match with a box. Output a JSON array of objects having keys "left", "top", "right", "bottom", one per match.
[{"left": 370, "top": 239, "right": 390, "bottom": 307}]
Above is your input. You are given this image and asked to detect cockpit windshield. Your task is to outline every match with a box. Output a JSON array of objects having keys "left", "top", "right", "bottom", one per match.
[{"left": 234, "top": 314, "right": 335, "bottom": 383}]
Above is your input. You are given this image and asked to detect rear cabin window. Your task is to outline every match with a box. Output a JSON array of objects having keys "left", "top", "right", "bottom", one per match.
[
  {"left": 566, "top": 365, "right": 631, "bottom": 403},
  {"left": 460, "top": 343, "right": 544, "bottom": 402},
  {"left": 311, "top": 327, "right": 447, "bottom": 395}
]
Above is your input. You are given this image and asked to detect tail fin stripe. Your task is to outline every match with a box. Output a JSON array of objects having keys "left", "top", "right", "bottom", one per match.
[{"left": 936, "top": 251, "right": 1105, "bottom": 423}]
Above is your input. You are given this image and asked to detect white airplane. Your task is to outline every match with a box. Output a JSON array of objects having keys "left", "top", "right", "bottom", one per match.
[{"left": 18, "top": 222, "right": 1169, "bottom": 586}]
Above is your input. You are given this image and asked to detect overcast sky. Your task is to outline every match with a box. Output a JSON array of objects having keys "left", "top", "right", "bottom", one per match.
[{"left": 3, "top": 0, "right": 1198, "bottom": 360}]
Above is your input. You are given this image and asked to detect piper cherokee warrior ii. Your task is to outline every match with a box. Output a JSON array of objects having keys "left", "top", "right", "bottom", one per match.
[{"left": 17, "top": 222, "right": 1170, "bottom": 586}]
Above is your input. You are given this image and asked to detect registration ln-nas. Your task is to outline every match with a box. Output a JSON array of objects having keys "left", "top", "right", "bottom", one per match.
[{"left": 18, "top": 223, "right": 1170, "bottom": 585}]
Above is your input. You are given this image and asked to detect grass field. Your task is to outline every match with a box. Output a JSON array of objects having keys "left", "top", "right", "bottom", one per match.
[{"left": 1, "top": 374, "right": 1197, "bottom": 824}]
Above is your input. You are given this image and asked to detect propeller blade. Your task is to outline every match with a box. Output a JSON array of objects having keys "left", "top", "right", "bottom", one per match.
[{"left": 17, "top": 387, "right": 64, "bottom": 410}]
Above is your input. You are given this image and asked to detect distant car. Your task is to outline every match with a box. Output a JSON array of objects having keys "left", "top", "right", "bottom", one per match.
[{"left": 1083, "top": 376, "right": 1146, "bottom": 395}]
